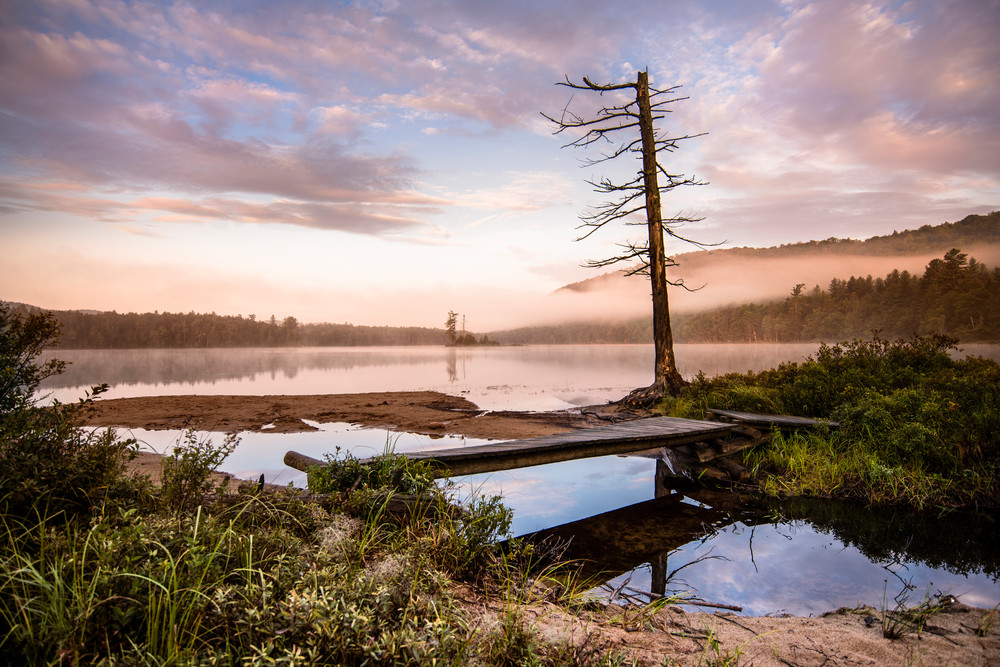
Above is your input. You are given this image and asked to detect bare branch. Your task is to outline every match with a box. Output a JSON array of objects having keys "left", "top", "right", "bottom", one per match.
[
  {"left": 544, "top": 71, "right": 710, "bottom": 396},
  {"left": 554, "top": 75, "right": 637, "bottom": 93}
]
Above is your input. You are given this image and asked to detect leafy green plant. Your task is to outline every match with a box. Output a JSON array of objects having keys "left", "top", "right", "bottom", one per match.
[
  {"left": 160, "top": 430, "right": 239, "bottom": 512},
  {"left": 307, "top": 441, "right": 437, "bottom": 497},
  {"left": 0, "top": 304, "right": 141, "bottom": 523}
]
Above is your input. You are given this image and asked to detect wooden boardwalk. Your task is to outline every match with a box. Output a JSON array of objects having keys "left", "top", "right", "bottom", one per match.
[
  {"left": 282, "top": 410, "right": 838, "bottom": 479},
  {"left": 285, "top": 416, "right": 736, "bottom": 478}
]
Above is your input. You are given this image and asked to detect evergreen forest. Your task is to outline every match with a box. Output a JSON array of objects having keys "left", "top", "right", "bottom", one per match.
[
  {"left": 495, "top": 247, "right": 1000, "bottom": 345},
  {"left": 9, "top": 308, "right": 444, "bottom": 349},
  {"left": 674, "top": 247, "right": 1000, "bottom": 343}
]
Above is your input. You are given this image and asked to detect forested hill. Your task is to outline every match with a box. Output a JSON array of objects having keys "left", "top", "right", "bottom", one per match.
[
  {"left": 5, "top": 306, "right": 447, "bottom": 349},
  {"left": 492, "top": 248, "right": 1000, "bottom": 344},
  {"left": 559, "top": 211, "right": 1000, "bottom": 293}
]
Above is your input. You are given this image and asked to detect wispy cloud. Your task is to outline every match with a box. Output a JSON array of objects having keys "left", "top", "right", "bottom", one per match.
[{"left": 1, "top": 0, "right": 997, "bottom": 325}]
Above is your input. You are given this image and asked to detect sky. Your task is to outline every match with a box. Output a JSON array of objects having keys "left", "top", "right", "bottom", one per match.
[{"left": 1, "top": 0, "right": 998, "bottom": 330}]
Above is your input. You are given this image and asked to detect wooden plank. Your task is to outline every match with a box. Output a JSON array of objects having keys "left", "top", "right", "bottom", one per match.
[
  {"left": 392, "top": 416, "right": 734, "bottom": 477},
  {"left": 706, "top": 408, "right": 839, "bottom": 430}
]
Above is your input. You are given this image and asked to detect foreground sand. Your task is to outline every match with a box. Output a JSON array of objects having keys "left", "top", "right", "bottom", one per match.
[{"left": 89, "top": 391, "right": 1000, "bottom": 665}]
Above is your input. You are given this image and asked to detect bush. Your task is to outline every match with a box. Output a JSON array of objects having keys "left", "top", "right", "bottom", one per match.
[
  {"left": 0, "top": 304, "right": 140, "bottom": 522},
  {"left": 160, "top": 430, "right": 239, "bottom": 512},
  {"left": 665, "top": 333, "right": 1000, "bottom": 508}
]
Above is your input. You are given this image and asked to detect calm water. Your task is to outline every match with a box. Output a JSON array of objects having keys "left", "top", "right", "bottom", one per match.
[
  {"left": 40, "top": 343, "right": 825, "bottom": 409},
  {"left": 38, "top": 343, "right": 1000, "bottom": 616}
]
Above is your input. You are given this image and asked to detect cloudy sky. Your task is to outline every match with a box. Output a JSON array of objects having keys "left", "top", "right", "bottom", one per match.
[{"left": 2, "top": 0, "right": 997, "bottom": 329}]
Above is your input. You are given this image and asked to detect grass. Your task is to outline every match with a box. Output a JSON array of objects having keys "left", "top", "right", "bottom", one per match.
[
  {"left": 879, "top": 582, "right": 951, "bottom": 640},
  {"left": 0, "top": 429, "right": 652, "bottom": 665},
  {"left": 659, "top": 334, "right": 1000, "bottom": 511}
]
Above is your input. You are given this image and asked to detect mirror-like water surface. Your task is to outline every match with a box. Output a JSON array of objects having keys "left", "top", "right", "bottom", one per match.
[
  {"left": 45, "top": 344, "right": 1000, "bottom": 615},
  {"left": 40, "top": 344, "right": 826, "bottom": 410}
]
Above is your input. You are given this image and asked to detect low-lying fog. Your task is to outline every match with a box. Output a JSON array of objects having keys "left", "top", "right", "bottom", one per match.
[{"left": 525, "top": 244, "right": 1000, "bottom": 326}]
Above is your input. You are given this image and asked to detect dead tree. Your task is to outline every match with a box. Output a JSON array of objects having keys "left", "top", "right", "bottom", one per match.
[{"left": 543, "top": 70, "right": 706, "bottom": 404}]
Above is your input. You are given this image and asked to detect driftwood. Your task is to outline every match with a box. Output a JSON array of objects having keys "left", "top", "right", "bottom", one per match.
[{"left": 619, "top": 585, "right": 743, "bottom": 612}]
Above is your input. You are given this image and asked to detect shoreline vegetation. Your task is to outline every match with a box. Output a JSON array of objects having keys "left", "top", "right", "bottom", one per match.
[
  {"left": 4, "top": 313, "right": 1000, "bottom": 662},
  {"left": 658, "top": 334, "right": 1000, "bottom": 512}
]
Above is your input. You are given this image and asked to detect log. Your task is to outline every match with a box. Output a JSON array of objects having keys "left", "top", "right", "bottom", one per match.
[
  {"left": 285, "top": 450, "right": 324, "bottom": 472},
  {"left": 713, "top": 456, "right": 750, "bottom": 482}
]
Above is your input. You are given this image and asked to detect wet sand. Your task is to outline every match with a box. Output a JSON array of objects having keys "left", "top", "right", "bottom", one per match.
[{"left": 83, "top": 391, "right": 612, "bottom": 440}]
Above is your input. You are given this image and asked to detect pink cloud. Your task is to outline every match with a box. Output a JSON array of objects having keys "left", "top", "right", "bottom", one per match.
[{"left": 749, "top": 0, "right": 1000, "bottom": 175}]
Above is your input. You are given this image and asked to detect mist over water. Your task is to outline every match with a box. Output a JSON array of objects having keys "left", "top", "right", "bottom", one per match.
[
  {"left": 545, "top": 244, "right": 1000, "bottom": 324},
  {"left": 40, "top": 344, "right": 826, "bottom": 410}
]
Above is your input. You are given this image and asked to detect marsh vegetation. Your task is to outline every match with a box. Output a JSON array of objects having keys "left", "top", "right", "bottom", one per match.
[{"left": 659, "top": 333, "right": 1000, "bottom": 510}]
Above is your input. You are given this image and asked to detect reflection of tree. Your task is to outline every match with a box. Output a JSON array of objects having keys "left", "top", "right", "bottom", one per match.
[
  {"left": 650, "top": 551, "right": 668, "bottom": 597},
  {"left": 446, "top": 349, "right": 457, "bottom": 383},
  {"left": 37, "top": 348, "right": 444, "bottom": 390},
  {"left": 768, "top": 496, "right": 1000, "bottom": 581},
  {"left": 520, "top": 489, "right": 747, "bottom": 589}
]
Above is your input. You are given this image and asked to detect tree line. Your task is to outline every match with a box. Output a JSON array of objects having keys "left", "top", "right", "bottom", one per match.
[
  {"left": 9, "top": 246, "right": 998, "bottom": 349},
  {"left": 493, "top": 248, "right": 1000, "bottom": 344},
  {"left": 22, "top": 309, "right": 445, "bottom": 349},
  {"left": 677, "top": 211, "right": 1000, "bottom": 266},
  {"left": 674, "top": 248, "right": 999, "bottom": 343}
]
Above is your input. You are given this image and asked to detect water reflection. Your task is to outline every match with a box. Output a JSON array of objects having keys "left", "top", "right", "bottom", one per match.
[
  {"left": 50, "top": 343, "right": 1000, "bottom": 615},
  {"left": 40, "top": 344, "right": 827, "bottom": 410},
  {"left": 42, "top": 343, "right": 1000, "bottom": 411},
  {"left": 524, "top": 489, "right": 1000, "bottom": 616},
  {"left": 114, "top": 420, "right": 1000, "bottom": 616}
]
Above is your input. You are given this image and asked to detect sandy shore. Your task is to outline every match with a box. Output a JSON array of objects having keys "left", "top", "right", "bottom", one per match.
[
  {"left": 84, "top": 391, "right": 610, "bottom": 440},
  {"left": 85, "top": 390, "right": 1000, "bottom": 665}
]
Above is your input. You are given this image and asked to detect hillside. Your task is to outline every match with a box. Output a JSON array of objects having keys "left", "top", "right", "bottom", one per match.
[
  {"left": 559, "top": 211, "right": 1000, "bottom": 295},
  {"left": 538, "top": 212, "right": 1000, "bottom": 325},
  {"left": 491, "top": 246, "right": 1000, "bottom": 344}
]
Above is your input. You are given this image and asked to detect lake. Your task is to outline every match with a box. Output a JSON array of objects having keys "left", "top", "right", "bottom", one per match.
[
  {"left": 40, "top": 343, "right": 828, "bottom": 408},
  {"left": 38, "top": 343, "right": 1000, "bottom": 616}
]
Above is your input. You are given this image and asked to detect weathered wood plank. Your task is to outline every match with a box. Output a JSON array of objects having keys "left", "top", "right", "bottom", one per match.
[
  {"left": 377, "top": 416, "right": 734, "bottom": 477},
  {"left": 285, "top": 416, "right": 736, "bottom": 478},
  {"left": 706, "top": 408, "right": 839, "bottom": 430}
]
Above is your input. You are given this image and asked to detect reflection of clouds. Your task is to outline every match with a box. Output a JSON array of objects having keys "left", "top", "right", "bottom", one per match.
[
  {"left": 103, "top": 421, "right": 1000, "bottom": 616},
  {"left": 611, "top": 522, "right": 1000, "bottom": 617},
  {"left": 454, "top": 455, "right": 657, "bottom": 535}
]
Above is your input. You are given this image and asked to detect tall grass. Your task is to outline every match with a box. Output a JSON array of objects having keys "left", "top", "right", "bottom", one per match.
[{"left": 663, "top": 334, "right": 1000, "bottom": 510}]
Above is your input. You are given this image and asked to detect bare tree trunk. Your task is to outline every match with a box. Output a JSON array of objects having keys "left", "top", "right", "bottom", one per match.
[
  {"left": 544, "top": 71, "right": 701, "bottom": 407},
  {"left": 630, "top": 71, "right": 687, "bottom": 404}
]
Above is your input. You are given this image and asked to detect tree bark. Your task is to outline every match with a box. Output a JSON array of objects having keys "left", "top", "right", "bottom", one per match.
[{"left": 633, "top": 71, "right": 687, "bottom": 402}]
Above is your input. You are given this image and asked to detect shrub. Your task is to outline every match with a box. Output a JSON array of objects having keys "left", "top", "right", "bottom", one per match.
[
  {"left": 665, "top": 333, "right": 1000, "bottom": 507},
  {"left": 160, "top": 430, "right": 239, "bottom": 512},
  {"left": 0, "top": 304, "right": 140, "bottom": 522}
]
